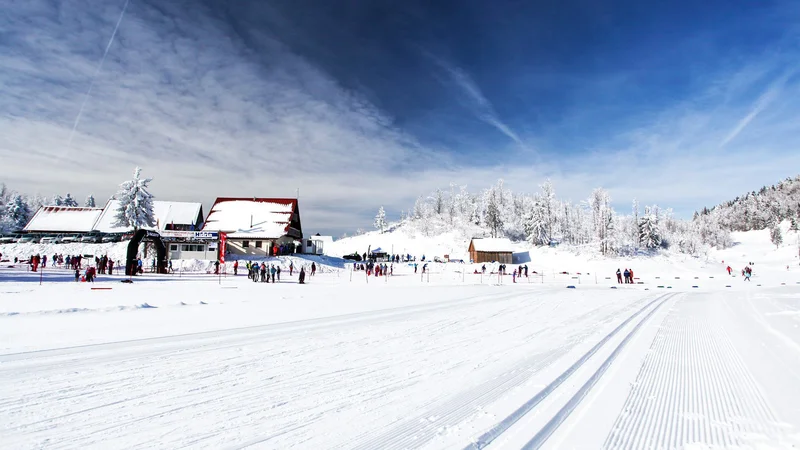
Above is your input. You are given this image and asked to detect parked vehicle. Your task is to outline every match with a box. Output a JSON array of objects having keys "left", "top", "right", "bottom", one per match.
[
  {"left": 80, "top": 233, "right": 103, "bottom": 243},
  {"left": 342, "top": 252, "right": 362, "bottom": 261},
  {"left": 433, "top": 256, "right": 444, "bottom": 263},
  {"left": 101, "top": 233, "right": 122, "bottom": 243},
  {"left": 18, "top": 235, "right": 39, "bottom": 243},
  {"left": 0, "top": 234, "right": 19, "bottom": 244},
  {"left": 61, "top": 234, "right": 80, "bottom": 243},
  {"left": 39, "top": 235, "right": 56, "bottom": 244}
]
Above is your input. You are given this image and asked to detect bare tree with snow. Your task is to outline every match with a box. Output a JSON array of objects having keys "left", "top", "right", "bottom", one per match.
[{"left": 374, "top": 206, "right": 387, "bottom": 233}]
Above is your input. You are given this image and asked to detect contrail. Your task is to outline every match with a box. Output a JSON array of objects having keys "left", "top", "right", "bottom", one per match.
[{"left": 68, "top": 0, "right": 131, "bottom": 146}]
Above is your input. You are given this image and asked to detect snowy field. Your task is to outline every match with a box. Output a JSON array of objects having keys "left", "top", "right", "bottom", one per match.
[{"left": 2, "top": 230, "right": 800, "bottom": 449}]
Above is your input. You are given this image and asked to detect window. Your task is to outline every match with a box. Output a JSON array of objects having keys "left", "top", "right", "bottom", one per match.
[
  {"left": 243, "top": 240, "right": 249, "bottom": 248},
  {"left": 181, "top": 244, "right": 191, "bottom": 251},
  {"left": 170, "top": 244, "right": 178, "bottom": 251},
  {"left": 255, "top": 241, "right": 262, "bottom": 248}
]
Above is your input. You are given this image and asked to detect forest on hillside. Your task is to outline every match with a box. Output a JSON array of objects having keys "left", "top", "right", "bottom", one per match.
[{"left": 378, "top": 176, "right": 800, "bottom": 256}]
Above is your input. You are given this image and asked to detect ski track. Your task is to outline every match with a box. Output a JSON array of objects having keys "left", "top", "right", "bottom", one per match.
[
  {"left": 0, "top": 288, "right": 647, "bottom": 449},
  {"left": 342, "top": 295, "right": 649, "bottom": 450},
  {"left": 463, "top": 293, "right": 674, "bottom": 450},
  {"left": 519, "top": 292, "right": 672, "bottom": 450},
  {"left": 603, "top": 295, "right": 783, "bottom": 449}
]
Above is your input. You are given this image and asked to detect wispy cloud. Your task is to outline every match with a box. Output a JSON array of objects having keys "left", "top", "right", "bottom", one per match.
[
  {"left": 427, "top": 55, "right": 527, "bottom": 148},
  {"left": 718, "top": 72, "right": 789, "bottom": 148}
]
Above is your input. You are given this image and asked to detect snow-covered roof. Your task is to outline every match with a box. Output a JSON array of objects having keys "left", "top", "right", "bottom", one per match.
[
  {"left": 202, "top": 198, "right": 299, "bottom": 239},
  {"left": 470, "top": 238, "right": 514, "bottom": 253},
  {"left": 23, "top": 206, "right": 103, "bottom": 233},
  {"left": 93, "top": 200, "right": 203, "bottom": 233}
]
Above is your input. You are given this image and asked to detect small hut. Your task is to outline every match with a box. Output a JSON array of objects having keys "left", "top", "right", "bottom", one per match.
[{"left": 468, "top": 237, "right": 513, "bottom": 264}]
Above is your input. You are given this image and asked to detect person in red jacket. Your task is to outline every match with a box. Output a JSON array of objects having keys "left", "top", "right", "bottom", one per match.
[{"left": 726, "top": 266, "right": 732, "bottom": 275}]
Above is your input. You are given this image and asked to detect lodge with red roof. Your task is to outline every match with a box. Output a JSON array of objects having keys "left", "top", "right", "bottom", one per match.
[{"left": 201, "top": 197, "right": 303, "bottom": 257}]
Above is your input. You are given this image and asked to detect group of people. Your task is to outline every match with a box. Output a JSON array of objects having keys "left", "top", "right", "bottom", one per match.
[
  {"left": 238, "top": 260, "right": 315, "bottom": 284},
  {"left": 616, "top": 268, "right": 636, "bottom": 284},
  {"left": 725, "top": 262, "right": 755, "bottom": 281},
  {"left": 356, "top": 261, "right": 392, "bottom": 276}
]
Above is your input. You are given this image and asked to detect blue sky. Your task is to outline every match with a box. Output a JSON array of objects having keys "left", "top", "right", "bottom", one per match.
[{"left": 2, "top": 0, "right": 800, "bottom": 235}]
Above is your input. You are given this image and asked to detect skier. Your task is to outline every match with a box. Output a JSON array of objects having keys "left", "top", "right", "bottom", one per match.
[
  {"left": 524, "top": 265, "right": 529, "bottom": 277},
  {"left": 261, "top": 263, "right": 267, "bottom": 283},
  {"left": 311, "top": 262, "right": 316, "bottom": 277},
  {"left": 108, "top": 259, "right": 114, "bottom": 275},
  {"left": 270, "top": 265, "right": 277, "bottom": 283},
  {"left": 414, "top": 263, "right": 418, "bottom": 273},
  {"left": 616, "top": 269, "right": 622, "bottom": 284},
  {"left": 512, "top": 270, "right": 517, "bottom": 283},
  {"left": 481, "top": 264, "right": 486, "bottom": 274},
  {"left": 726, "top": 266, "right": 732, "bottom": 275},
  {"left": 299, "top": 267, "right": 306, "bottom": 284},
  {"left": 289, "top": 261, "right": 294, "bottom": 276},
  {"left": 74, "top": 267, "right": 80, "bottom": 282},
  {"left": 277, "top": 266, "right": 281, "bottom": 281},
  {"left": 214, "top": 260, "right": 220, "bottom": 275},
  {"left": 234, "top": 260, "right": 238, "bottom": 275}
]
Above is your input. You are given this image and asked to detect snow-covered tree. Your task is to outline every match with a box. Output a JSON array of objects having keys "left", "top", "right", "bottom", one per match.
[
  {"left": 639, "top": 206, "right": 662, "bottom": 249},
  {"left": 51, "top": 194, "right": 64, "bottom": 206},
  {"left": 770, "top": 224, "right": 783, "bottom": 248},
  {"left": 2, "top": 194, "right": 31, "bottom": 231},
  {"left": 483, "top": 180, "right": 505, "bottom": 238},
  {"left": 113, "top": 167, "right": 156, "bottom": 230},
  {"left": 374, "top": 206, "right": 387, "bottom": 233},
  {"left": 85, "top": 194, "right": 96, "bottom": 208},
  {"left": 63, "top": 193, "right": 79, "bottom": 207},
  {"left": 589, "top": 188, "right": 614, "bottom": 255}
]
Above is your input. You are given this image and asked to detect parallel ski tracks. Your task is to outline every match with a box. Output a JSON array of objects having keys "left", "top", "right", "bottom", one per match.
[
  {"left": 341, "top": 296, "right": 657, "bottom": 450},
  {"left": 464, "top": 293, "right": 676, "bottom": 450}
]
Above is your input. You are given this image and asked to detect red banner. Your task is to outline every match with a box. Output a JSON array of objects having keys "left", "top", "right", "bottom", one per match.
[{"left": 219, "top": 232, "right": 227, "bottom": 264}]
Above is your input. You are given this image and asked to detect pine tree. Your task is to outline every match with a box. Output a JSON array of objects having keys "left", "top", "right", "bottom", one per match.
[
  {"left": 374, "top": 206, "right": 387, "bottom": 233},
  {"left": 639, "top": 206, "right": 662, "bottom": 249},
  {"left": 3, "top": 194, "right": 31, "bottom": 231},
  {"left": 770, "top": 224, "right": 783, "bottom": 248},
  {"left": 113, "top": 167, "right": 156, "bottom": 230},
  {"left": 85, "top": 194, "right": 96, "bottom": 208},
  {"left": 63, "top": 193, "right": 79, "bottom": 207},
  {"left": 51, "top": 194, "right": 64, "bottom": 206}
]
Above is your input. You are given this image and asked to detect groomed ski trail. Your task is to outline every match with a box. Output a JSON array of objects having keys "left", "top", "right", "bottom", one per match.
[{"left": 603, "top": 295, "right": 783, "bottom": 449}]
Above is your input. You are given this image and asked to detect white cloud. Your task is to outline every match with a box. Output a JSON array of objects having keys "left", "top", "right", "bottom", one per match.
[{"left": 2, "top": 0, "right": 800, "bottom": 235}]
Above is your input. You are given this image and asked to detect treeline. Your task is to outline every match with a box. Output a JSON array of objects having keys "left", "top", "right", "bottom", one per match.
[{"left": 390, "top": 179, "right": 736, "bottom": 256}]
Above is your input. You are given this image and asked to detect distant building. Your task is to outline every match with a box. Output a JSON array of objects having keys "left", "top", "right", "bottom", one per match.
[
  {"left": 201, "top": 197, "right": 302, "bottom": 257},
  {"left": 303, "top": 233, "right": 334, "bottom": 255},
  {"left": 468, "top": 237, "right": 514, "bottom": 264},
  {"left": 23, "top": 206, "right": 104, "bottom": 234}
]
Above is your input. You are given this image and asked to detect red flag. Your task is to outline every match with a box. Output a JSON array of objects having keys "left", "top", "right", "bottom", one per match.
[{"left": 219, "top": 232, "right": 227, "bottom": 264}]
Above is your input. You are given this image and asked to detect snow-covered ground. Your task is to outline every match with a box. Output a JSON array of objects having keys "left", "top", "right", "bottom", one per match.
[{"left": 2, "top": 228, "right": 800, "bottom": 449}]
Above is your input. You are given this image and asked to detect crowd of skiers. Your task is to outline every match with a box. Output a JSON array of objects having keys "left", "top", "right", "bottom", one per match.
[
  {"left": 616, "top": 268, "right": 636, "bottom": 284},
  {"left": 14, "top": 253, "right": 116, "bottom": 275},
  {"left": 237, "top": 260, "right": 315, "bottom": 284},
  {"left": 355, "top": 261, "right": 393, "bottom": 276}
]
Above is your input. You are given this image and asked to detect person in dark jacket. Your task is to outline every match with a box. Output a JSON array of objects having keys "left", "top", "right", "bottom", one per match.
[{"left": 299, "top": 267, "right": 306, "bottom": 284}]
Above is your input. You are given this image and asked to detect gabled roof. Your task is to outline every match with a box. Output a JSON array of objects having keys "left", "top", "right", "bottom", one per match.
[
  {"left": 93, "top": 200, "right": 203, "bottom": 233},
  {"left": 201, "top": 198, "right": 299, "bottom": 239},
  {"left": 23, "top": 206, "right": 103, "bottom": 233},
  {"left": 469, "top": 237, "right": 515, "bottom": 253}
]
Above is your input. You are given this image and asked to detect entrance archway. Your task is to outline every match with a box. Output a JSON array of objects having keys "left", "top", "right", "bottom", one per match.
[{"left": 125, "top": 229, "right": 167, "bottom": 275}]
